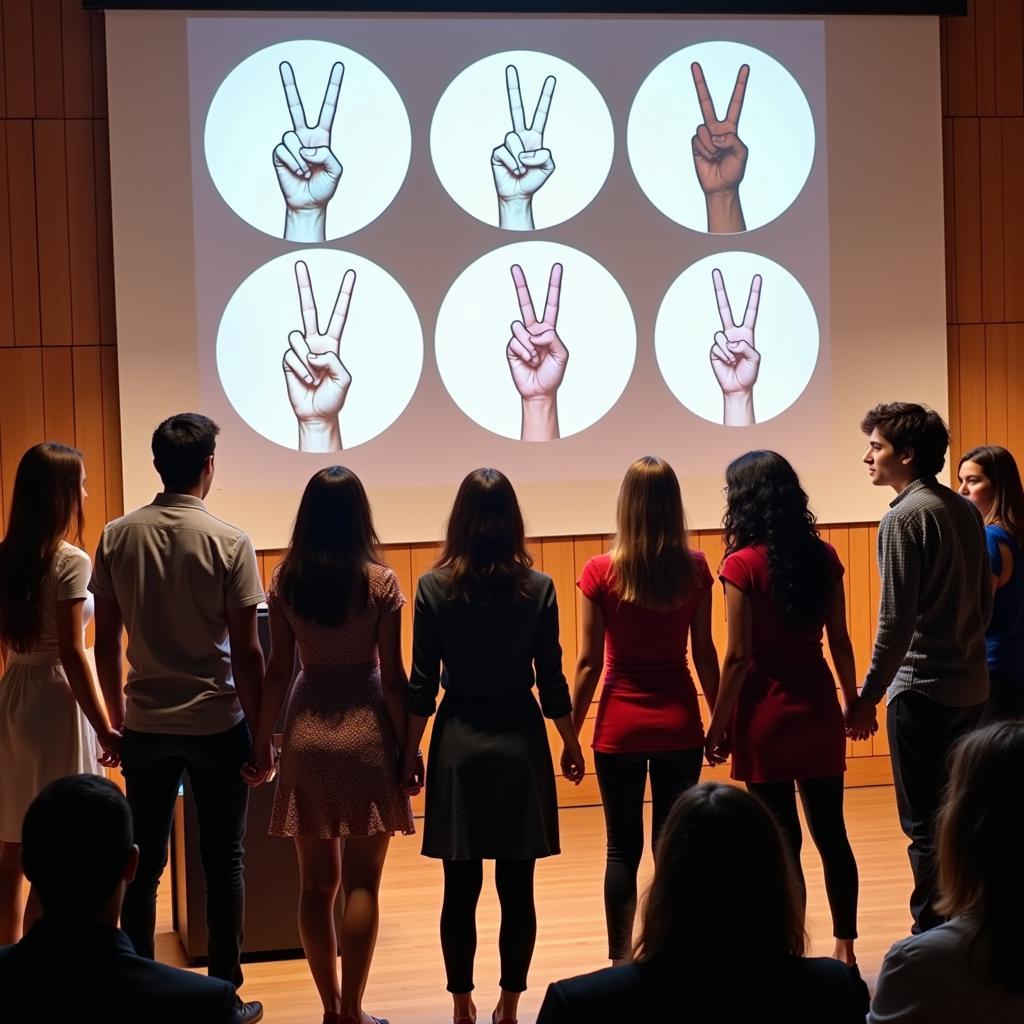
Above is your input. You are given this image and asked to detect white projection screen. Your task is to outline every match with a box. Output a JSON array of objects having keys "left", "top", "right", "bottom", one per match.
[{"left": 105, "top": 11, "right": 947, "bottom": 548}]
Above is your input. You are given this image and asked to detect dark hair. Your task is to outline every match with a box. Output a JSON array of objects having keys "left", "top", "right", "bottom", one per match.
[
  {"left": 611, "top": 456, "right": 695, "bottom": 609},
  {"left": 634, "top": 783, "right": 805, "bottom": 1012},
  {"left": 22, "top": 775, "right": 134, "bottom": 914},
  {"left": 860, "top": 402, "right": 949, "bottom": 478},
  {"left": 276, "top": 467, "right": 383, "bottom": 625},
  {"left": 957, "top": 445, "right": 1024, "bottom": 549},
  {"left": 435, "top": 468, "right": 532, "bottom": 603},
  {"left": 936, "top": 721, "right": 1024, "bottom": 994},
  {"left": 723, "top": 451, "right": 834, "bottom": 630},
  {"left": 151, "top": 413, "right": 219, "bottom": 490},
  {"left": 0, "top": 443, "right": 85, "bottom": 652}
]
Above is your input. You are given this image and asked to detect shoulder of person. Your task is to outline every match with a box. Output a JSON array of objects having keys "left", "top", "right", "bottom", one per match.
[
  {"left": 57, "top": 541, "right": 92, "bottom": 570},
  {"left": 543, "top": 962, "right": 651, "bottom": 1007},
  {"left": 526, "top": 568, "right": 556, "bottom": 592},
  {"left": 120, "top": 951, "right": 239, "bottom": 1008},
  {"left": 885, "top": 917, "right": 977, "bottom": 965}
]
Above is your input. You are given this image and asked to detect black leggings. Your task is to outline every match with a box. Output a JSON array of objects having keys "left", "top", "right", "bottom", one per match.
[
  {"left": 440, "top": 858, "right": 536, "bottom": 994},
  {"left": 594, "top": 748, "right": 703, "bottom": 960},
  {"left": 747, "top": 775, "right": 859, "bottom": 939}
]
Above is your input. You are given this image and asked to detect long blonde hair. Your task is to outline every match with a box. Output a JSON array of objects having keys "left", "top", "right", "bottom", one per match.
[{"left": 610, "top": 456, "right": 694, "bottom": 609}]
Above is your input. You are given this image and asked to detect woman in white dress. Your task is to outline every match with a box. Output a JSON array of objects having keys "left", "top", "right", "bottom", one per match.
[{"left": 0, "top": 443, "right": 121, "bottom": 943}]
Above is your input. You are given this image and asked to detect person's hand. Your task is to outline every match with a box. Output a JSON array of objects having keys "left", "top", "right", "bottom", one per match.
[
  {"left": 96, "top": 727, "right": 122, "bottom": 769},
  {"left": 845, "top": 696, "right": 879, "bottom": 741},
  {"left": 401, "top": 750, "right": 425, "bottom": 796},
  {"left": 691, "top": 62, "right": 749, "bottom": 233},
  {"left": 283, "top": 260, "right": 355, "bottom": 452},
  {"left": 240, "top": 737, "right": 276, "bottom": 787},
  {"left": 274, "top": 61, "right": 344, "bottom": 243},
  {"left": 704, "top": 719, "right": 731, "bottom": 766},
  {"left": 507, "top": 262, "right": 568, "bottom": 442},
  {"left": 709, "top": 268, "right": 761, "bottom": 427},
  {"left": 560, "top": 741, "right": 585, "bottom": 785},
  {"left": 492, "top": 65, "right": 556, "bottom": 230}
]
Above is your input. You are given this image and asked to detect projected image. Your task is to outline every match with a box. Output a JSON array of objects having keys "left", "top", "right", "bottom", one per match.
[
  {"left": 216, "top": 249, "right": 422, "bottom": 451},
  {"left": 431, "top": 51, "right": 614, "bottom": 231},
  {"left": 435, "top": 242, "right": 635, "bottom": 441},
  {"left": 655, "top": 251, "right": 819, "bottom": 426},
  {"left": 628, "top": 41, "right": 815, "bottom": 234},
  {"left": 205, "top": 40, "right": 411, "bottom": 241}
]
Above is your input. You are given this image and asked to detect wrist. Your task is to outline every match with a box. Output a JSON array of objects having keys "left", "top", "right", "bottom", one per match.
[
  {"left": 705, "top": 189, "right": 745, "bottom": 233},
  {"left": 297, "top": 418, "right": 341, "bottom": 453},
  {"left": 284, "top": 207, "right": 327, "bottom": 243},
  {"left": 520, "top": 395, "right": 559, "bottom": 442},
  {"left": 498, "top": 195, "right": 534, "bottom": 231},
  {"left": 723, "top": 392, "right": 754, "bottom": 427}
]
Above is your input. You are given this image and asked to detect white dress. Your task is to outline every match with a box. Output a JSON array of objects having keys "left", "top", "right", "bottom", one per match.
[{"left": 0, "top": 542, "right": 101, "bottom": 841}]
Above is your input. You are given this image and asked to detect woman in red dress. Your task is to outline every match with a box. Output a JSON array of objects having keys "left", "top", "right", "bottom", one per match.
[
  {"left": 705, "top": 450, "right": 870, "bottom": 968},
  {"left": 573, "top": 456, "right": 720, "bottom": 963}
]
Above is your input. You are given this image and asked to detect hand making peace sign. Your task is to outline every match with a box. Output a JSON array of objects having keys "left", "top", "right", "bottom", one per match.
[
  {"left": 274, "top": 61, "right": 344, "bottom": 243},
  {"left": 709, "top": 268, "right": 762, "bottom": 427},
  {"left": 492, "top": 65, "right": 557, "bottom": 230},
  {"left": 282, "top": 260, "right": 356, "bottom": 452}
]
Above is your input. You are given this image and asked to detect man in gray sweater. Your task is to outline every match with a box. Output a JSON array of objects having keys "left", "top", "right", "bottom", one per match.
[{"left": 847, "top": 402, "right": 991, "bottom": 933}]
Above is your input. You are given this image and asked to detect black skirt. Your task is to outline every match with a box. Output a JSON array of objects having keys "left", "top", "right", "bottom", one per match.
[{"left": 421, "top": 689, "right": 560, "bottom": 860}]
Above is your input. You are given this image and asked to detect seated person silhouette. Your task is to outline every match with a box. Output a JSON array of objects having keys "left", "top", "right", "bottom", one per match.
[{"left": 0, "top": 774, "right": 241, "bottom": 1023}]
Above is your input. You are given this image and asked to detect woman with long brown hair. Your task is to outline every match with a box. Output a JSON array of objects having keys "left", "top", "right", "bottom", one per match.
[
  {"left": 537, "top": 783, "right": 868, "bottom": 1021},
  {"left": 571, "top": 456, "right": 719, "bottom": 963},
  {"left": 957, "top": 445, "right": 1024, "bottom": 720},
  {"left": 869, "top": 721, "right": 1024, "bottom": 1021},
  {"left": 0, "top": 443, "right": 121, "bottom": 943},
  {"left": 404, "top": 468, "right": 584, "bottom": 1024},
  {"left": 246, "top": 467, "right": 414, "bottom": 1024}
]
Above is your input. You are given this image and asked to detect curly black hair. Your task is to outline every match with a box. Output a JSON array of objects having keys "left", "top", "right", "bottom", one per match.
[{"left": 722, "top": 451, "right": 834, "bottom": 630}]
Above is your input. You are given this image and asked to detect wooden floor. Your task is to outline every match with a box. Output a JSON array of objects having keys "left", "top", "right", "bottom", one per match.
[{"left": 156, "top": 786, "right": 910, "bottom": 1023}]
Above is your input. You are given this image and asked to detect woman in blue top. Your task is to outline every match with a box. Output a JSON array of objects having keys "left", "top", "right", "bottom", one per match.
[{"left": 958, "top": 445, "right": 1024, "bottom": 720}]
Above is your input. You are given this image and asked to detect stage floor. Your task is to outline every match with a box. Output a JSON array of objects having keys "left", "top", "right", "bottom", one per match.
[{"left": 156, "top": 785, "right": 910, "bottom": 1023}]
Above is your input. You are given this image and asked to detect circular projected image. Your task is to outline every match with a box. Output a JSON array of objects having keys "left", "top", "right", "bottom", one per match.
[
  {"left": 217, "top": 250, "right": 423, "bottom": 452},
  {"left": 655, "top": 251, "right": 819, "bottom": 427},
  {"left": 436, "top": 242, "right": 635, "bottom": 442},
  {"left": 628, "top": 41, "right": 815, "bottom": 234},
  {"left": 205, "top": 40, "right": 411, "bottom": 242},
  {"left": 431, "top": 51, "right": 614, "bottom": 232}
]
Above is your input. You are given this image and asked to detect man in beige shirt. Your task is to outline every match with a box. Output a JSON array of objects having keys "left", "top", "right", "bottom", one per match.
[{"left": 91, "top": 414, "right": 265, "bottom": 1024}]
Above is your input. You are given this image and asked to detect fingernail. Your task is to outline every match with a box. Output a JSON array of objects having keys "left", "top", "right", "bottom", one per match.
[{"left": 309, "top": 353, "right": 321, "bottom": 360}]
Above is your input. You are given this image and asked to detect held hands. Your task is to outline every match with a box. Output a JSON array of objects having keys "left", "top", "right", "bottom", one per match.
[
  {"left": 709, "top": 268, "right": 762, "bottom": 427},
  {"left": 844, "top": 695, "right": 879, "bottom": 742},
  {"left": 560, "top": 741, "right": 585, "bottom": 785},
  {"left": 492, "top": 66, "right": 556, "bottom": 230},
  {"left": 691, "top": 62, "right": 749, "bottom": 233},
  {"left": 283, "top": 260, "right": 355, "bottom": 453},
  {"left": 704, "top": 719, "right": 731, "bottom": 766},
  {"left": 507, "top": 263, "right": 568, "bottom": 442},
  {"left": 240, "top": 737, "right": 277, "bottom": 788},
  {"left": 401, "top": 750, "right": 425, "bottom": 796},
  {"left": 275, "top": 61, "right": 344, "bottom": 243},
  {"left": 96, "top": 727, "right": 123, "bottom": 770}
]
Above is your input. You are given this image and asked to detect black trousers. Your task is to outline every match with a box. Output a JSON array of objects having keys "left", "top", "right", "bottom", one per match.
[
  {"left": 594, "top": 748, "right": 703, "bottom": 960},
  {"left": 746, "top": 775, "right": 859, "bottom": 940},
  {"left": 440, "top": 859, "right": 536, "bottom": 994},
  {"left": 119, "top": 721, "right": 251, "bottom": 987},
  {"left": 888, "top": 692, "right": 983, "bottom": 933},
  {"left": 979, "top": 669, "right": 1024, "bottom": 724}
]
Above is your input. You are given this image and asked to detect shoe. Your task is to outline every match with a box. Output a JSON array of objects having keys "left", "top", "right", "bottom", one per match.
[
  {"left": 237, "top": 999, "right": 264, "bottom": 1023},
  {"left": 327, "top": 1015, "right": 390, "bottom": 1024},
  {"left": 492, "top": 1012, "right": 517, "bottom": 1024}
]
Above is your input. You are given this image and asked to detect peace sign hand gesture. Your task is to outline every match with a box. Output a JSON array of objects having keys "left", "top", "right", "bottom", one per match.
[
  {"left": 274, "top": 61, "right": 344, "bottom": 243},
  {"left": 506, "top": 263, "right": 568, "bottom": 442},
  {"left": 282, "top": 260, "right": 355, "bottom": 452},
  {"left": 691, "top": 62, "right": 749, "bottom": 233},
  {"left": 709, "top": 268, "right": 762, "bottom": 427},
  {"left": 492, "top": 66, "right": 556, "bottom": 231}
]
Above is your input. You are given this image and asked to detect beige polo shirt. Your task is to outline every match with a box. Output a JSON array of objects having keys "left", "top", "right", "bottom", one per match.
[{"left": 89, "top": 492, "right": 264, "bottom": 735}]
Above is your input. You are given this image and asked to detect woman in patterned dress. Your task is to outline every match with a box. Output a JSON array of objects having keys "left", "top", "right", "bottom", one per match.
[{"left": 246, "top": 467, "right": 415, "bottom": 1024}]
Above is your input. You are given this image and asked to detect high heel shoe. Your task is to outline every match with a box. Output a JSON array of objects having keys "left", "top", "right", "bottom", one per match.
[
  {"left": 323, "top": 1014, "right": 390, "bottom": 1024},
  {"left": 492, "top": 1011, "right": 517, "bottom": 1024}
]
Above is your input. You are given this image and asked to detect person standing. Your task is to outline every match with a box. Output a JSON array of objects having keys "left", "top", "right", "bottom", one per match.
[
  {"left": 403, "top": 468, "right": 585, "bottom": 1024},
  {"left": 705, "top": 450, "right": 864, "bottom": 966},
  {"left": 572, "top": 456, "right": 719, "bottom": 964},
  {"left": 847, "top": 403, "right": 991, "bottom": 934},
  {"left": 0, "top": 444, "right": 121, "bottom": 943},
  {"left": 90, "top": 414, "right": 266, "bottom": 1023},
  {"left": 957, "top": 445, "right": 1024, "bottom": 720},
  {"left": 246, "top": 467, "right": 413, "bottom": 1024}
]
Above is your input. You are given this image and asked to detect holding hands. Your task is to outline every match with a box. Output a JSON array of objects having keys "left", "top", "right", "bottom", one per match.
[{"left": 709, "top": 268, "right": 762, "bottom": 427}]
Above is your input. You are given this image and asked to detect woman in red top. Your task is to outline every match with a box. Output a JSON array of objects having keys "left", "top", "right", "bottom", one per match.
[
  {"left": 573, "top": 456, "right": 720, "bottom": 963},
  {"left": 705, "top": 451, "right": 871, "bottom": 968}
]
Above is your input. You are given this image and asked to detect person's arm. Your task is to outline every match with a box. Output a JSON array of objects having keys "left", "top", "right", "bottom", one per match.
[
  {"left": 226, "top": 604, "right": 264, "bottom": 732},
  {"left": 704, "top": 580, "right": 751, "bottom": 764},
  {"left": 689, "top": 589, "right": 720, "bottom": 711},
  {"left": 92, "top": 596, "right": 126, "bottom": 735},
  {"left": 378, "top": 608, "right": 409, "bottom": 749},
  {"left": 823, "top": 581, "right": 862, "bottom": 723},
  {"left": 571, "top": 594, "right": 604, "bottom": 735},
  {"left": 403, "top": 580, "right": 440, "bottom": 791},
  {"left": 867, "top": 942, "right": 926, "bottom": 1023},
  {"left": 245, "top": 597, "right": 295, "bottom": 783}
]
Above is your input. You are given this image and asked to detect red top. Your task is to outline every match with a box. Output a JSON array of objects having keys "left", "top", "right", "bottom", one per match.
[
  {"left": 719, "top": 543, "right": 846, "bottom": 783},
  {"left": 577, "top": 551, "right": 713, "bottom": 754}
]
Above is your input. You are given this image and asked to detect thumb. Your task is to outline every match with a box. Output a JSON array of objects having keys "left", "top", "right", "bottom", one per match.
[
  {"left": 520, "top": 148, "right": 554, "bottom": 170},
  {"left": 711, "top": 132, "right": 747, "bottom": 156},
  {"left": 307, "top": 351, "right": 350, "bottom": 384},
  {"left": 299, "top": 146, "right": 343, "bottom": 178},
  {"left": 728, "top": 339, "right": 759, "bottom": 362}
]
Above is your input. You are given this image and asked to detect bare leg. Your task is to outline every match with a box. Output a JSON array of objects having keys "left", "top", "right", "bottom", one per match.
[
  {"left": 0, "top": 842, "right": 25, "bottom": 945},
  {"left": 295, "top": 835, "right": 344, "bottom": 1015}
]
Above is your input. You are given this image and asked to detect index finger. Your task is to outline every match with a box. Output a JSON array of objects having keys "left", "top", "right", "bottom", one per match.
[
  {"left": 531, "top": 75, "right": 556, "bottom": 135},
  {"left": 279, "top": 61, "right": 307, "bottom": 131},
  {"left": 316, "top": 62, "right": 345, "bottom": 132},
  {"left": 690, "top": 62, "right": 717, "bottom": 126},
  {"left": 742, "top": 273, "right": 762, "bottom": 329},
  {"left": 712, "top": 269, "right": 735, "bottom": 329},
  {"left": 543, "top": 263, "right": 562, "bottom": 327},
  {"left": 725, "top": 64, "right": 750, "bottom": 127},
  {"left": 506, "top": 65, "right": 527, "bottom": 134},
  {"left": 510, "top": 264, "right": 537, "bottom": 325},
  {"left": 326, "top": 269, "right": 356, "bottom": 343},
  {"left": 294, "top": 260, "right": 319, "bottom": 337}
]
